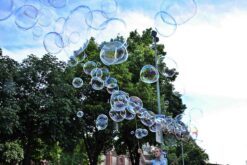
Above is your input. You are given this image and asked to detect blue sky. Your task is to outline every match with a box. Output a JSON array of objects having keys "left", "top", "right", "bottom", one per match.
[{"left": 1, "top": 0, "right": 247, "bottom": 164}]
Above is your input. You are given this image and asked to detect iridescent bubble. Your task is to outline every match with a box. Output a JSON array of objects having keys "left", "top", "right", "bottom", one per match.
[
  {"left": 128, "top": 96, "right": 143, "bottom": 114},
  {"left": 140, "top": 111, "right": 155, "bottom": 127},
  {"left": 76, "top": 110, "right": 84, "bottom": 118},
  {"left": 85, "top": 10, "right": 108, "bottom": 31},
  {"left": 90, "top": 68, "right": 103, "bottom": 78},
  {"left": 160, "top": 0, "right": 197, "bottom": 25},
  {"left": 100, "top": 0, "right": 118, "bottom": 16},
  {"left": 38, "top": 8, "right": 53, "bottom": 27},
  {"left": 90, "top": 77, "right": 104, "bottom": 90},
  {"left": 109, "top": 108, "right": 126, "bottom": 122},
  {"left": 67, "top": 56, "right": 78, "bottom": 67},
  {"left": 96, "top": 114, "right": 108, "bottom": 130},
  {"left": 135, "top": 128, "right": 143, "bottom": 139},
  {"left": 43, "top": 32, "right": 64, "bottom": 54},
  {"left": 136, "top": 107, "right": 147, "bottom": 118},
  {"left": 32, "top": 26, "right": 43, "bottom": 40},
  {"left": 154, "top": 11, "right": 177, "bottom": 37},
  {"left": 125, "top": 106, "right": 136, "bottom": 120},
  {"left": 157, "top": 56, "right": 177, "bottom": 78},
  {"left": 130, "top": 131, "right": 135, "bottom": 135},
  {"left": 101, "top": 68, "right": 110, "bottom": 80},
  {"left": 106, "top": 84, "right": 119, "bottom": 94},
  {"left": 72, "top": 77, "right": 83, "bottom": 88},
  {"left": 49, "top": 0, "right": 67, "bottom": 8},
  {"left": 105, "top": 77, "right": 118, "bottom": 88},
  {"left": 15, "top": 5, "right": 39, "bottom": 30},
  {"left": 54, "top": 17, "right": 65, "bottom": 34},
  {"left": 83, "top": 61, "right": 97, "bottom": 75},
  {"left": 110, "top": 90, "right": 129, "bottom": 111},
  {"left": 0, "top": 0, "right": 14, "bottom": 21},
  {"left": 140, "top": 65, "right": 159, "bottom": 84}
]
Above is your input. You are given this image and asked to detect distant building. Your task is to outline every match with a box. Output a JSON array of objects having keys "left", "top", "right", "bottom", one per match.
[{"left": 100, "top": 150, "right": 132, "bottom": 165}]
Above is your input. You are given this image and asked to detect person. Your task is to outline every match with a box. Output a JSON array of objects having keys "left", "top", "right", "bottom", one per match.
[{"left": 138, "top": 147, "right": 168, "bottom": 165}]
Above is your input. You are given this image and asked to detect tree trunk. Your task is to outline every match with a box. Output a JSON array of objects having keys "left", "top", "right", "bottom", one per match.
[{"left": 23, "top": 142, "right": 31, "bottom": 165}]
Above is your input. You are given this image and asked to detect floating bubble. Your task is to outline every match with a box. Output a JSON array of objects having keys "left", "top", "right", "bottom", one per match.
[
  {"left": 154, "top": 11, "right": 177, "bottom": 37},
  {"left": 83, "top": 61, "right": 97, "bottom": 75},
  {"left": 0, "top": 0, "right": 14, "bottom": 21},
  {"left": 130, "top": 131, "right": 135, "bottom": 135},
  {"left": 136, "top": 107, "right": 147, "bottom": 118},
  {"left": 49, "top": 0, "right": 67, "bottom": 8},
  {"left": 32, "top": 26, "right": 43, "bottom": 40},
  {"left": 140, "top": 65, "right": 159, "bottom": 84},
  {"left": 157, "top": 55, "right": 177, "bottom": 78},
  {"left": 39, "top": 0, "right": 51, "bottom": 6},
  {"left": 43, "top": 32, "right": 64, "bottom": 54},
  {"left": 141, "top": 128, "right": 148, "bottom": 137},
  {"left": 110, "top": 90, "right": 129, "bottom": 111},
  {"left": 72, "top": 77, "right": 83, "bottom": 88},
  {"left": 125, "top": 106, "right": 136, "bottom": 120},
  {"left": 96, "top": 114, "right": 108, "bottom": 130},
  {"left": 54, "top": 17, "right": 66, "bottom": 34},
  {"left": 105, "top": 77, "right": 118, "bottom": 88},
  {"left": 76, "top": 110, "right": 84, "bottom": 118},
  {"left": 100, "top": 0, "right": 118, "bottom": 17},
  {"left": 90, "top": 68, "right": 103, "bottom": 78},
  {"left": 85, "top": 10, "right": 108, "bottom": 31},
  {"left": 140, "top": 111, "right": 155, "bottom": 127},
  {"left": 15, "top": 5, "right": 39, "bottom": 30},
  {"left": 90, "top": 77, "right": 104, "bottom": 90},
  {"left": 135, "top": 128, "right": 143, "bottom": 139},
  {"left": 164, "top": 134, "right": 177, "bottom": 146},
  {"left": 160, "top": 0, "right": 197, "bottom": 25},
  {"left": 109, "top": 108, "right": 126, "bottom": 122},
  {"left": 128, "top": 96, "right": 143, "bottom": 114},
  {"left": 100, "top": 40, "right": 128, "bottom": 65},
  {"left": 67, "top": 56, "right": 78, "bottom": 67},
  {"left": 38, "top": 8, "right": 53, "bottom": 27},
  {"left": 101, "top": 68, "right": 110, "bottom": 80},
  {"left": 106, "top": 84, "right": 119, "bottom": 94}
]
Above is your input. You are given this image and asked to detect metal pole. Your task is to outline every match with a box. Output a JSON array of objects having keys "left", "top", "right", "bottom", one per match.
[{"left": 181, "top": 142, "right": 185, "bottom": 165}]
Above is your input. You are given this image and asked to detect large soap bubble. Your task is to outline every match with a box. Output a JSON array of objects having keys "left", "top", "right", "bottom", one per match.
[
  {"left": 110, "top": 90, "right": 129, "bottom": 111},
  {"left": 100, "top": 40, "right": 128, "bottom": 65},
  {"left": 157, "top": 55, "right": 177, "bottom": 78},
  {"left": 140, "top": 65, "right": 159, "bottom": 84},
  {"left": 100, "top": 0, "right": 118, "bottom": 17},
  {"left": 85, "top": 10, "right": 109, "bottom": 31},
  {"left": 96, "top": 114, "right": 108, "bottom": 130},
  {"left": 160, "top": 0, "right": 197, "bottom": 25},
  {"left": 15, "top": 5, "right": 39, "bottom": 30},
  {"left": 43, "top": 32, "right": 64, "bottom": 54},
  {"left": 37, "top": 8, "right": 53, "bottom": 27},
  {"left": 90, "top": 77, "right": 104, "bottom": 90},
  {"left": 140, "top": 111, "right": 155, "bottom": 127},
  {"left": 83, "top": 61, "right": 97, "bottom": 75},
  {"left": 72, "top": 77, "right": 83, "bottom": 88},
  {"left": 154, "top": 11, "right": 177, "bottom": 37},
  {"left": 135, "top": 128, "right": 148, "bottom": 139},
  {"left": 106, "top": 84, "right": 119, "bottom": 94},
  {"left": 109, "top": 108, "right": 126, "bottom": 122},
  {"left": 0, "top": 0, "right": 14, "bottom": 21},
  {"left": 128, "top": 96, "right": 143, "bottom": 114}
]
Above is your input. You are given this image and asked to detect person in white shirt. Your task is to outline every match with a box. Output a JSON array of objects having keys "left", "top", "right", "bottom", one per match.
[{"left": 138, "top": 147, "right": 168, "bottom": 165}]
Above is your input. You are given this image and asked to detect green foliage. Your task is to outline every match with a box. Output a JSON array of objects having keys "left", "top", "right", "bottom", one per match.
[{"left": 0, "top": 141, "right": 24, "bottom": 164}]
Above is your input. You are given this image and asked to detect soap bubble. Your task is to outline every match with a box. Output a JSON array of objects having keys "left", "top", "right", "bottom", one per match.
[
  {"left": 141, "top": 128, "right": 148, "bottom": 137},
  {"left": 110, "top": 90, "right": 129, "bottom": 111},
  {"left": 135, "top": 128, "right": 143, "bottom": 139},
  {"left": 39, "top": 0, "right": 51, "bottom": 6},
  {"left": 109, "top": 108, "right": 126, "bottom": 122},
  {"left": 15, "top": 5, "right": 39, "bottom": 30},
  {"left": 0, "top": 0, "right": 14, "bottom": 21},
  {"left": 128, "top": 96, "right": 143, "bottom": 114},
  {"left": 154, "top": 11, "right": 177, "bottom": 37},
  {"left": 124, "top": 106, "right": 136, "bottom": 120},
  {"left": 136, "top": 107, "right": 147, "bottom": 118},
  {"left": 72, "top": 77, "right": 83, "bottom": 88},
  {"left": 96, "top": 114, "right": 108, "bottom": 130},
  {"left": 140, "top": 111, "right": 155, "bottom": 127},
  {"left": 106, "top": 84, "right": 119, "bottom": 94},
  {"left": 90, "top": 68, "right": 103, "bottom": 78},
  {"left": 90, "top": 77, "right": 104, "bottom": 90},
  {"left": 43, "top": 32, "right": 64, "bottom": 54},
  {"left": 54, "top": 17, "right": 66, "bottom": 33},
  {"left": 37, "top": 8, "right": 53, "bottom": 27},
  {"left": 105, "top": 77, "right": 118, "bottom": 88},
  {"left": 85, "top": 10, "right": 108, "bottom": 31},
  {"left": 49, "top": 0, "right": 67, "bottom": 8},
  {"left": 67, "top": 56, "right": 79, "bottom": 67},
  {"left": 164, "top": 134, "right": 177, "bottom": 146},
  {"left": 130, "top": 131, "right": 135, "bottom": 135},
  {"left": 100, "top": 0, "right": 118, "bottom": 17},
  {"left": 100, "top": 41, "right": 128, "bottom": 65},
  {"left": 140, "top": 65, "right": 159, "bottom": 84},
  {"left": 157, "top": 56, "right": 177, "bottom": 78},
  {"left": 83, "top": 61, "right": 97, "bottom": 75},
  {"left": 160, "top": 0, "right": 197, "bottom": 25},
  {"left": 76, "top": 110, "right": 84, "bottom": 118}
]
